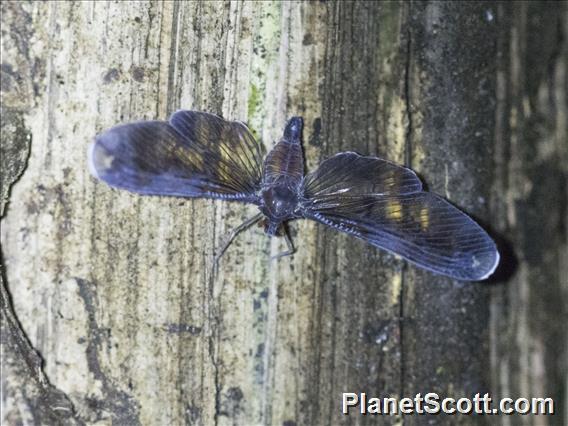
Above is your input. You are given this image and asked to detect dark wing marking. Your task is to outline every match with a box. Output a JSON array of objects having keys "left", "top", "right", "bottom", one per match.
[
  {"left": 301, "top": 155, "right": 499, "bottom": 280},
  {"left": 89, "top": 111, "right": 264, "bottom": 201},
  {"left": 303, "top": 152, "right": 422, "bottom": 202}
]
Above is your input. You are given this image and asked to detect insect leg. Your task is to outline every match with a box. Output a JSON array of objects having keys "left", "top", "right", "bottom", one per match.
[
  {"left": 271, "top": 223, "right": 296, "bottom": 260},
  {"left": 214, "top": 212, "right": 264, "bottom": 268}
]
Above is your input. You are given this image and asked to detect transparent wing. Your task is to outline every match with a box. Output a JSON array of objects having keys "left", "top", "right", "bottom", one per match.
[
  {"left": 301, "top": 155, "right": 499, "bottom": 280},
  {"left": 89, "top": 111, "right": 264, "bottom": 202},
  {"left": 303, "top": 152, "right": 423, "bottom": 201}
]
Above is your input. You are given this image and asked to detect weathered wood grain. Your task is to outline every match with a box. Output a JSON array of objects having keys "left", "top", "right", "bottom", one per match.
[
  {"left": 489, "top": 3, "right": 568, "bottom": 426},
  {"left": 1, "top": 1, "right": 566, "bottom": 425}
]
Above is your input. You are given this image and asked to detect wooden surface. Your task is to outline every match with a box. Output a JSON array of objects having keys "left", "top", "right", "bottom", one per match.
[{"left": 1, "top": 2, "right": 566, "bottom": 425}]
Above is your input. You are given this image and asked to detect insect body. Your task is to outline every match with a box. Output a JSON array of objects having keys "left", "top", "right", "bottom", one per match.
[
  {"left": 260, "top": 117, "right": 304, "bottom": 235},
  {"left": 89, "top": 110, "right": 499, "bottom": 280}
]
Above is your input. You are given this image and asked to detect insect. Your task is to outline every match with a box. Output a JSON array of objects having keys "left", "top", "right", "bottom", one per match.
[{"left": 89, "top": 110, "right": 499, "bottom": 280}]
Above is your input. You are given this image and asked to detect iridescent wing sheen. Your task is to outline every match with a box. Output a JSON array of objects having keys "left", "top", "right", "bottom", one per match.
[
  {"left": 301, "top": 153, "right": 499, "bottom": 280},
  {"left": 88, "top": 111, "right": 264, "bottom": 202},
  {"left": 303, "top": 152, "right": 422, "bottom": 202}
]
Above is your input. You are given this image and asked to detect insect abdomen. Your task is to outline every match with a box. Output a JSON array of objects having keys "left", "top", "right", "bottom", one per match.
[{"left": 262, "top": 140, "right": 304, "bottom": 186}]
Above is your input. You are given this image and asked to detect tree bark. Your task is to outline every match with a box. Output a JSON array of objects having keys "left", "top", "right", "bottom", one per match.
[{"left": 1, "top": 1, "right": 566, "bottom": 425}]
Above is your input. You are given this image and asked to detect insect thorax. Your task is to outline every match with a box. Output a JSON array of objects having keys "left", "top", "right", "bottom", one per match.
[{"left": 260, "top": 184, "right": 298, "bottom": 224}]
